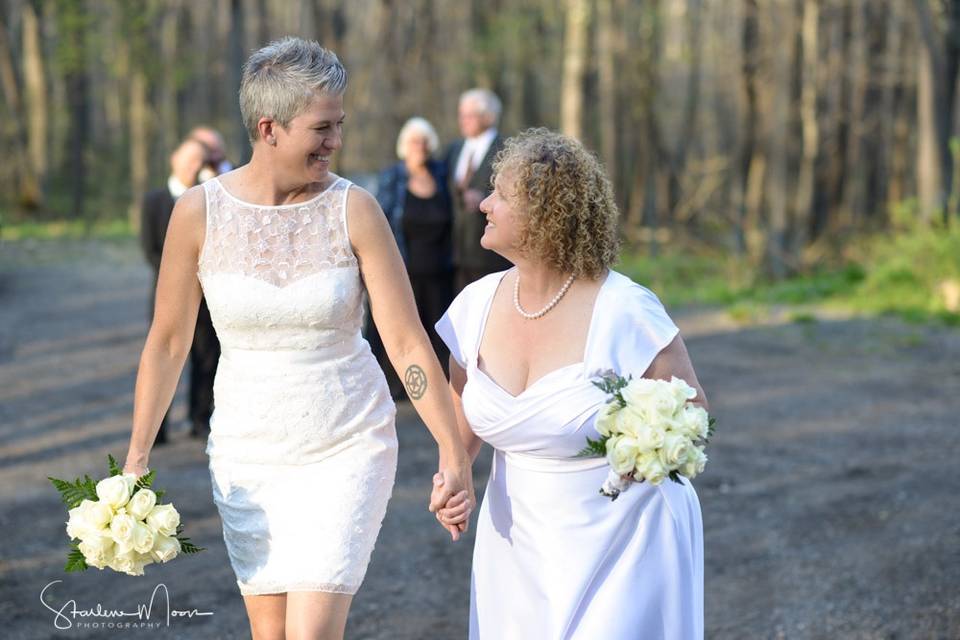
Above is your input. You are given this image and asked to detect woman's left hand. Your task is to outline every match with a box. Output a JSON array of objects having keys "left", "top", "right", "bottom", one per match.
[{"left": 428, "top": 462, "right": 474, "bottom": 541}]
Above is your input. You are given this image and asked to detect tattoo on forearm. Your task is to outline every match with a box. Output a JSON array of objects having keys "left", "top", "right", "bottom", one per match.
[{"left": 404, "top": 364, "right": 428, "bottom": 400}]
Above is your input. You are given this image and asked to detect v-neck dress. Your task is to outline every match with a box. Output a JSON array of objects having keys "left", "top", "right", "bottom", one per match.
[{"left": 436, "top": 269, "right": 704, "bottom": 640}]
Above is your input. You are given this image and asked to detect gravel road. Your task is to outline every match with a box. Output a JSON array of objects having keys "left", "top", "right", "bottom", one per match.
[{"left": 1, "top": 237, "right": 957, "bottom": 639}]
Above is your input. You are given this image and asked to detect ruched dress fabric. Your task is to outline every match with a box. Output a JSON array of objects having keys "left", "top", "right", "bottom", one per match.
[
  {"left": 197, "top": 176, "right": 397, "bottom": 596},
  {"left": 436, "top": 269, "right": 704, "bottom": 639}
]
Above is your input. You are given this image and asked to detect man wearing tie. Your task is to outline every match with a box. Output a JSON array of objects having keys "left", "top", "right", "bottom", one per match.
[{"left": 445, "top": 88, "right": 512, "bottom": 293}]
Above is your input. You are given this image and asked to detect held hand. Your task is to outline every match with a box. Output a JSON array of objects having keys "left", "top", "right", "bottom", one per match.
[{"left": 428, "top": 464, "right": 475, "bottom": 541}]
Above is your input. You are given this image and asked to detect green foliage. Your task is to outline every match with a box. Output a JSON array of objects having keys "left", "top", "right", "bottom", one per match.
[
  {"left": 48, "top": 475, "right": 98, "bottom": 509},
  {"left": 850, "top": 221, "right": 960, "bottom": 324},
  {"left": 107, "top": 454, "right": 122, "bottom": 477},
  {"left": 577, "top": 435, "right": 609, "bottom": 458},
  {"left": 64, "top": 543, "right": 89, "bottom": 573},
  {"left": 619, "top": 220, "right": 960, "bottom": 327},
  {"left": 175, "top": 524, "right": 206, "bottom": 554},
  {"left": 1, "top": 219, "right": 133, "bottom": 241}
]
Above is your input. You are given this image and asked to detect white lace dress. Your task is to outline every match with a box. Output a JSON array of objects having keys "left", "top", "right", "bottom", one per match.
[{"left": 197, "top": 175, "right": 397, "bottom": 596}]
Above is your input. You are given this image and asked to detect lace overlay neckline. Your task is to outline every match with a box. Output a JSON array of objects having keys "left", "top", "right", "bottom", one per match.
[
  {"left": 198, "top": 175, "right": 356, "bottom": 288},
  {"left": 214, "top": 176, "right": 343, "bottom": 209}
]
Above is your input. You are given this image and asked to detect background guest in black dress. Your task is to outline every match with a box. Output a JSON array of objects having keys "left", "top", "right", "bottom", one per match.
[
  {"left": 445, "top": 88, "right": 512, "bottom": 293},
  {"left": 371, "top": 117, "right": 454, "bottom": 397},
  {"left": 140, "top": 137, "right": 222, "bottom": 443}
]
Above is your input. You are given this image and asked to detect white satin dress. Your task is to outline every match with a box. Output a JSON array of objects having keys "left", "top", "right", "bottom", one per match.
[
  {"left": 436, "top": 269, "right": 704, "bottom": 639},
  {"left": 197, "top": 176, "right": 397, "bottom": 596}
]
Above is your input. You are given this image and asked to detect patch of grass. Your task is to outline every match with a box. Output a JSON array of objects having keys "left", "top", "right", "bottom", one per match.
[
  {"left": 1, "top": 218, "right": 134, "bottom": 241},
  {"left": 619, "top": 220, "right": 960, "bottom": 327},
  {"left": 789, "top": 311, "right": 818, "bottom": 325}
]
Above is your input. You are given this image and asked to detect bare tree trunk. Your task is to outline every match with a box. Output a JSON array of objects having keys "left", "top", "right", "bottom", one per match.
[
  {"left": 160, "top": 2, "right": 181, "bottom": 153},
  {"left": 792, "top": 0, "right": 819, "bottom": 256},
  {"left": 0, "top": 11, "right": 41, "bottom": 211},
  {"left": 842, "top": 0, "right": 867, "bottom": 226},
  {"left": 666, "top": 0, "right": 703, "bottom": 220},
  {"left": 596, "top": 0, "right": 617, "bottom": 182},
  {"left": 229, "top": 0, "right": 248, "bottom": 162},
  {"left": 766, "top": 1, "right": 794, "bottom": 279},
  {"left": 22, "top": 1, "right": 46, "bottom": 199},
  {"left": 129, "top": 70, "right": 148, "bottom": 230},
  {"left": 561, "top": 0, "right": 590, "bottom": 139},
  {"left": 737, "top": 0, "right": 761, "bottom": 257},
  {"left": 913, "top": 0, "right": 959, "bottom": 222}
]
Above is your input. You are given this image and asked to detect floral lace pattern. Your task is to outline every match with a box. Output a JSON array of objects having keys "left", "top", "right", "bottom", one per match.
[
  {"left": 197, "top": 176, "right": 398, "bottom": 595},
  {"left": 199, "top": 176, "right": 356, "bottom": 287}
]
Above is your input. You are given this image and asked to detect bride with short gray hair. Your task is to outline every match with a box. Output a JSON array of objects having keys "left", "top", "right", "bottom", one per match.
[{"left": 121, "top": 36, "right": 472, "bottom": 640}]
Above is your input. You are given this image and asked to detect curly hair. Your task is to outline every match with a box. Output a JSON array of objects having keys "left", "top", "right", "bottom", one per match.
[{"left": 492, "top": 128, "right": 620, "bottom": 279}]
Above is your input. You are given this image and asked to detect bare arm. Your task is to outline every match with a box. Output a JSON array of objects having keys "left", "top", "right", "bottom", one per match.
[
  {"left": 448, "top": 357, "right": 483, "bottom": 462},
  {"left": 123, "top": 187, "right": 206, "bottom": 474},
  {"left": 433, "top": 356, "right": 483, "bottom": 532},
  {"left": 644, "top": 334, "right": 709, "bottom": 410},
  {"left": 346, "top": 186, "right": 473, "bottom": 537}
]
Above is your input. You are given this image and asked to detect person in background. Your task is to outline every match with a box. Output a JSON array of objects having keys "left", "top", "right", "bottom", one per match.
[
  {"left": 371, "top": 117, "right": 454, "bottom": 397},
  {"left": 445, "top": 88, "right": 512, "bottom": 293},
  {"left": 189, "top": 125, "right": 233, "bottom": 181},
  {"left": 140, "top": 137, "right": 221, "bottom": 444}
]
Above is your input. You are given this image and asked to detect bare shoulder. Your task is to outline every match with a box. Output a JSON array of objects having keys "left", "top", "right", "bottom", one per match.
[
  {"left": 167, "top": 185, "right": 207, "bottom": 250},
  {"left": 344, "top": 184, "right": 389, "bottom": 249}
]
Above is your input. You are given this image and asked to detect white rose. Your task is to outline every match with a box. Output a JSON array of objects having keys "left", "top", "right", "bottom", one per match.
[
  {"left": 108, "top": 548, "right": 152, "bottom": 576},
  {"left": 621, "top": 378, "right": 659, "bottom": 407},
  {"left": 652, "top": 386, "right": 681, "bottom": 419},
  {"left": 131, "top": 522, "right": 156, "bottom": 554},
  {"left": 594, "top": 402, "right": 619, "bottom": 438},
  {"left": 146, "top": 504, "right": 180, "bottom": 537},
  {"left": 122, "top": 472, "right": 140, "bottom": 492},
  {"left": 635, "top": 423, "right": 666, "bottom": 451},
  {"left": 78, "top": 533, "right": 115, "bottom": 570},
  {"left": 680, "top": 405, "right": 710, "bottom": 440},
  {"left": 96, "top": 475, "right": 132, "bottom": 509},
  {"left": 607, "top": 436, "right": 640, "bottom": 475},
  {"left": 670, "top": 376, "right": 698, "bottom": 404},
  {"left": 637, "top": 452, "right": 668, "bottom": 485},
  {"left": 127, "top": 489, "right": 157, "bottom": 520},
  {"left": 65, "top": 500, "right": 98, "bottom": 540},
  {"left": 109, "top": 512, "right": 137, "bottom": 546},
  {"left": 150, "top": 535, "right": 181, "bottom": 563},
  {"left": 680, "top": 446, "right": 708, "bottom": 478},
  {"left": 86, "top": 501, "right": 114, "bottom": 528},
  {"left": 658, "top": 433, "right": 692, "bottom": 469}
]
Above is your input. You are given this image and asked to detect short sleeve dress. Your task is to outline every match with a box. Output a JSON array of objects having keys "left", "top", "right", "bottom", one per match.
[{"left": 436, "top": 269, "right": 704, "bottom": 639}]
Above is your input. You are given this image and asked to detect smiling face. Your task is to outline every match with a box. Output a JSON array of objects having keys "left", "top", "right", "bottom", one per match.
[
  {"left": 269, "top": 92, "right": 345, "bottom": 183},
  {"left": 479, "top": 168, "right": 523, "bottom": 258}
]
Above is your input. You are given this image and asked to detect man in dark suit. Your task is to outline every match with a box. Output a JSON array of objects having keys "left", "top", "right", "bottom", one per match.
[
  {"left": 140, "top": 138, "right": 221, "bottom": 444},
  {"left": 445, "top": 88, "right": 512, "bottom": 293}
]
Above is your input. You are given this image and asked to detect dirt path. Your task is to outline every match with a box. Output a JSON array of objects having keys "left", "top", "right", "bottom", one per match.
[{"left": 1, "top": 238, "right": 957, "bottom": 639}]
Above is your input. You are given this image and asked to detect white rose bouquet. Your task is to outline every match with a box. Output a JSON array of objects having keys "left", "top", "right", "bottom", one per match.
[
  {"left": 580, "top": 373, "right": 716, "bottom": 500},
  {"left": 48, "top": 455, "right": 203, "bottom": 575}
]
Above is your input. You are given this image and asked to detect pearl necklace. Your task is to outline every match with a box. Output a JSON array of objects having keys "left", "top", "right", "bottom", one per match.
[{"left": 513, "top": 272, "right": 576, "bottom": 319}]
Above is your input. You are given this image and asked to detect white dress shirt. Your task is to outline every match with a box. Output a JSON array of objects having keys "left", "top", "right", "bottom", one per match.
[{"left": 454, "top": 128, "right": 498, "bottom": 185}]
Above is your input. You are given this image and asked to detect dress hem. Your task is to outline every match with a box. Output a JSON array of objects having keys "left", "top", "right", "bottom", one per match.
[{"left": 238, "top": 581, "right": 360, "bottom": 596}]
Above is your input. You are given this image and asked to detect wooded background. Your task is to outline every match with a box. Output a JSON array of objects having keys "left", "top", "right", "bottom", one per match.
[{"left": 1, "top": 0, "right": 958, "bottom": 278}]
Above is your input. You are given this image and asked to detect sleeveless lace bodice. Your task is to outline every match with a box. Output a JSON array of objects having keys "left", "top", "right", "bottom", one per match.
[
  {"left": 197, "top": 175, "right": 398, "bottom": 597},
  {"left": 198, "top": 176, "right": 362, "bottom": 351}
]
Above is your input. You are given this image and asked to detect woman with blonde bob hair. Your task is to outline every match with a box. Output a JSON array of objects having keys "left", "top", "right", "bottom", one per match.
[
  {"left": 434, "top": 128, "right": 708, "bottom": 638},
  {"left": 121, "top": 37, "right": 472, "bottom": 640}
]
